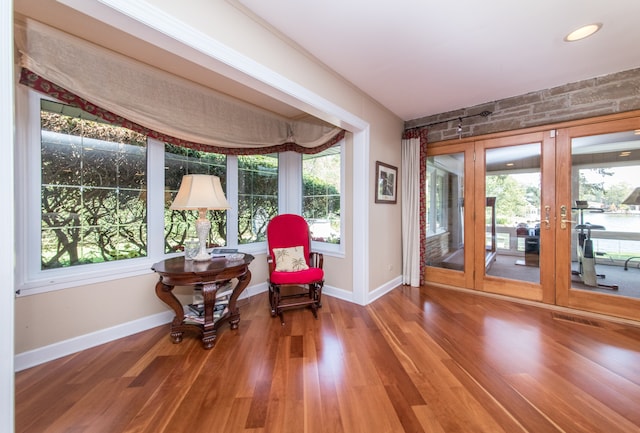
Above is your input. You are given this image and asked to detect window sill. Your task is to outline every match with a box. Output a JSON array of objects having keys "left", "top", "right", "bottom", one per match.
[{"left": 16, "top": 256, "right": 167, "bottom": 297}]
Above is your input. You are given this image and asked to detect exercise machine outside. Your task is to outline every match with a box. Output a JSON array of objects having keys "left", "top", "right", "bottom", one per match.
[{"left": 572, "top": 202, "right": 618, "bottom": 290}]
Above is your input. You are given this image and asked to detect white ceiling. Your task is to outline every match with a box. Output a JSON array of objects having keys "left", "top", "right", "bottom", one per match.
[
  {"left": 14, "top": 0, "right": 640, "bottom": 123},
  {"left": 237, "top": 0, "right": 640, "bottom": 121}
]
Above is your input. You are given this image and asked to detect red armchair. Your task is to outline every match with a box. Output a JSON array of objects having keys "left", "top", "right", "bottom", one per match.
[{"left": 266, "top": 214, "right": 324, "bottom": 324}]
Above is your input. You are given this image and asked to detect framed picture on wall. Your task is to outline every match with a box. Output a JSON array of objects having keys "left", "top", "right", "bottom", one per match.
[{"left": 375, "top": 161, "right": 397, "bottom": 204}]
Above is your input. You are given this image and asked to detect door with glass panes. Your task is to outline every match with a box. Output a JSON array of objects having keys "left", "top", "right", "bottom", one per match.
[
  {"left": 473, "top": 131, "right": 556, "bottom": 302},
  {"left": 425, "top": 115, "right": 640, "bottom": 322},
  {"left": 424, "top": 142, "right": 474, "bottom": 290},
  {"left": 555, "top": 116, "right": 640, "bottom": 321}
]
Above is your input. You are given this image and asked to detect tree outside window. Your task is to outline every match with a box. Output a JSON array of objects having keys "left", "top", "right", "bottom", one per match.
[
  {"left": 35, "top": 98, "right": 339, "bottom": 279},
  {"left": 302, "top": 145, "right": 341, "bottom": 243},
  {"left": 40, "top": 101, "right": 147, "bottom": 269},
  {"left": 164, "top": 144, "right": 227, "bottom": 252},
  {"left": 238, "top": 154, "right": 279, "bottom": 244}
]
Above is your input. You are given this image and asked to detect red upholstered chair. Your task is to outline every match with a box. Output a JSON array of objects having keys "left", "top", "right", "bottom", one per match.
[{"left": 266, "top": 214, "right": 324, "bottom": 324}]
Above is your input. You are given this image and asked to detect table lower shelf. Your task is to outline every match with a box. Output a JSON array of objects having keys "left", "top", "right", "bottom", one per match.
[{"left": 171, "top": 309, "right": 240, "bottom": 349}]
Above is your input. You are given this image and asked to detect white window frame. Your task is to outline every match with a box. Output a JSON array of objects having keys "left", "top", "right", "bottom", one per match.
[
  {"left": 15, "top": 89, "right": 345, "bottom": 295},
  {"left": 301, "top": 143, "right": 345, "bottom": 256}
]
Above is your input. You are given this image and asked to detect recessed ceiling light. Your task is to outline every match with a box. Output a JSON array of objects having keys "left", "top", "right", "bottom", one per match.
[
  {"left": 506, "top": 163, "right": 514, "bottom": 167},
  {"left": 564, "top": 23, "right": 602, "bottom": 42}
]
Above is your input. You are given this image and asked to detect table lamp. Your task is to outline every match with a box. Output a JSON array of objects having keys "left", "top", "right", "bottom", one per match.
[{"left": 170, "top": 174, "right": 230, "bottom": 261}]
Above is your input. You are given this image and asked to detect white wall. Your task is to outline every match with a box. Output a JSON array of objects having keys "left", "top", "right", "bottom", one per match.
[
  {"left": 13, "top": 0, "right": 404, "bottom": 367},
  {"left": 2, "top": 0, "right": 16, "bottom": 428}
]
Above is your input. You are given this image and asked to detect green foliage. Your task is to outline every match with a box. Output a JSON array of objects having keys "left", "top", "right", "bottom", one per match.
[
  {"left": 40, "top": 110, "right": 148, "bottom": 269},
  {"left": 164, "top": 143, "right": 228, "bottom": 251},
  {"left": 302, "top": 151, "right": 341, "bottom": 243},
  {"left": 39, "top": 103, "right": 341, "bottom": 268},
  {"left": 41, "top": 111, "right": 146, "bottom": 146},
  {"left": 486, "top": 175, "right": 533, "bottom": 225},
  {"left": 578, "top": 168, "right": 633, "bottom": 210}
]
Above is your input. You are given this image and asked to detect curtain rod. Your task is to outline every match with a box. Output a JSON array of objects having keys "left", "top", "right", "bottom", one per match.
[{"left": 405, "top": 110, "right": 492, "bottom": 131}]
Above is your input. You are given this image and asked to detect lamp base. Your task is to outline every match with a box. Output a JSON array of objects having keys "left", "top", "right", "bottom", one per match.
[
  {"left": 195, "top": 215, "right": 211, "bottom": 261},
  {"left": 193, "top": 252, "right": 212, "bottom": 261}
]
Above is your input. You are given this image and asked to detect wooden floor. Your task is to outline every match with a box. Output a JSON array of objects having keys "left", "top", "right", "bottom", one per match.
[{"left": 15, "top": 286, "right": 640, "bottom": 433}]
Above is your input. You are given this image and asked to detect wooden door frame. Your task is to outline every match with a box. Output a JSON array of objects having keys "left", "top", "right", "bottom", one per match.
[
  {"left": 423, "top": 143, "right": 475, "bottom": 289},
  {"left": 425, "top": 109, "right": 640, "bottom": 322},
  {"left": 474, "top": 131, "right": 555, "bottom": 303},
  {"left": 555, "top": 116, "right": 640, "bottom": 321}
]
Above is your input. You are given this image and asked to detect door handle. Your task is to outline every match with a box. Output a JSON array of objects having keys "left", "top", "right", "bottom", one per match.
[
  {"left": 543, "top": 205, "right": 551, "bottom": 229},
  {"left": 559, "top": 205, "right": 577, "bottom": 230}
]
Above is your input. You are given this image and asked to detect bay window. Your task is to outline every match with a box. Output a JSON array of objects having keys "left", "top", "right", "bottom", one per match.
[{"left": 16, "top": 92, "right": 343, "bottom": 294}]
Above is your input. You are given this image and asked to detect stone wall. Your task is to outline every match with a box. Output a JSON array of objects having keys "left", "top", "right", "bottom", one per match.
[
  {"left": 425, "top": 231, "right": 450, "bottom": 266},
  {"left": 405, "top": 68, "right": 640, "bottom": 143}
]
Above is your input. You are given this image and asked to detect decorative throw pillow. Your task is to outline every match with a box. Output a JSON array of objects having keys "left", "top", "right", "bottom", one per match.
[{"left": 273, "top": 246, "right": 309, "bottom": 272}]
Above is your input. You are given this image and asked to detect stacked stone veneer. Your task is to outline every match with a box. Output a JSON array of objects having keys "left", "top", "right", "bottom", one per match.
[
  {"left": 405, "top": 68, "right": 640, "bottom": 143},
  {"left": 425, "top": 232, "right": 450, "bottom": 266}
]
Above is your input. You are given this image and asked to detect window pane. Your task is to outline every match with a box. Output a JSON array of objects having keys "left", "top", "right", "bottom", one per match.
[
  {"left": 238, "top": 154, "right": 278, "bottom": 244},
  {"left": 302, "top": 145, "right": 341, "bottom": 243},
  {"left": 40, "top": 101, "right": 148, "bottom": 269},
  {"left": 571, "top": 130, "right": 640, "bottom": 296},
  {"left": 425, "top": 153, "right": 464, "bottom": 270},
  {"left": 164, "top": 144, "right": 227, "bottom": 252},
  {"left": 485, "top": 143, "right": 541, "bottom": 283}
]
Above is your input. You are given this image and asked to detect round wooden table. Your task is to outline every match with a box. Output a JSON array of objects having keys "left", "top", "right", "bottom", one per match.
[{"left": 152, "top": 254, "right": 254, "bottom": 349}]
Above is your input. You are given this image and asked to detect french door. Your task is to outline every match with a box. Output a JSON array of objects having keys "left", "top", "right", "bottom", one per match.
[
  {"left": 555, "top": 117, "right": 640, "bottom": 321},
  {"left": 425, "top": 131, "right": 556, "bottom": 302},
  {"left": 425, "top": 112, "right": 640, "bottom": 322},
  {"left": 473, "top": 131, "right": 557, "bottom": 303}
]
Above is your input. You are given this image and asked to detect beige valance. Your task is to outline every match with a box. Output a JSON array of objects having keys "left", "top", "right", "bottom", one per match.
[{"left": 14, "top": 19, "right": 342, "bottom": 152}]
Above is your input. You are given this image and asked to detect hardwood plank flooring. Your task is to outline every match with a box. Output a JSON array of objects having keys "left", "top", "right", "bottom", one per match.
[{"left": 15, "top": 286, "right": 640, "bottom": 432}]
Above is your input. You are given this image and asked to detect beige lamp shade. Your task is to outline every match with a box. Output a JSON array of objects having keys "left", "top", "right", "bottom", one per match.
[
  {"left": 622, "top": 187, "right": 640, "bottom": 205},
  {"left": 170, "top": 174, "right": 230, "bottom": 210}
]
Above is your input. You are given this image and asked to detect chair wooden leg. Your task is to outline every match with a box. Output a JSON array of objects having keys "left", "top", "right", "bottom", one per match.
[
  {"left": 315, "top": 282, "right": 323, "bottom": 309},
  {"left": 270, "top": 281, "right": 324, "bottom": 323},
  {"left": 269, "top": 284, "right": 279, "bottom": 317}
]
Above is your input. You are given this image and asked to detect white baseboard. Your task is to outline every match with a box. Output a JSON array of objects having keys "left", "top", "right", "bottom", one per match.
[
  {"left": 14, "top": 310, "right": 174, "bottom": 372},
  {"left": 14, "top": 279, "right": 400, "bottom": 372},
  {"left": 367, "top": 276, "right": 402, "bottom": 304},
  {"left": 322, "top": 284, "right": 355, "bottom": 303},
  {"left": 15, "top": 283, "right": 270, "bottom": 372},
  {"left": 241, "top": 281, "right": 268, "bottom": 299},
  {"left": 322, "top": 276, "right": 402, "bottom": 306}
]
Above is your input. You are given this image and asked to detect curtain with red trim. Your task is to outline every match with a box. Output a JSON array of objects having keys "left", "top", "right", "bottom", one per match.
[
  {"left": 20, "top": 68, "right": 344, "bottom": 156},
  {"left": 15, "top": 19, "right": 344, "bottom": 155},
  {"left": 401, "top": 128, "right": 428, "bottom": 285}
]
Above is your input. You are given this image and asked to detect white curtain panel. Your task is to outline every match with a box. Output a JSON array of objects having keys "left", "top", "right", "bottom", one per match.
[
  {"left": 15, "top": 19, "right": 341, "bottom": 150},
  {"left": 401, "top": 136, "right": 421, "bottom": 286}
]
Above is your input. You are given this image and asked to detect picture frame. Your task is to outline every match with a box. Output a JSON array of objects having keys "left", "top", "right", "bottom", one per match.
[{"left": 375, "top": 161, "right": 397, "bottom": 204}]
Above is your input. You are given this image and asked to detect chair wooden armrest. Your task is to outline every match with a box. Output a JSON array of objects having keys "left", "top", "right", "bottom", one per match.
[
  {"left": 309, "top": 251, "right": 324, "bottom": 269},
  {"left": 267, "top": 255, "right": 275, "bottom": 274}
]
